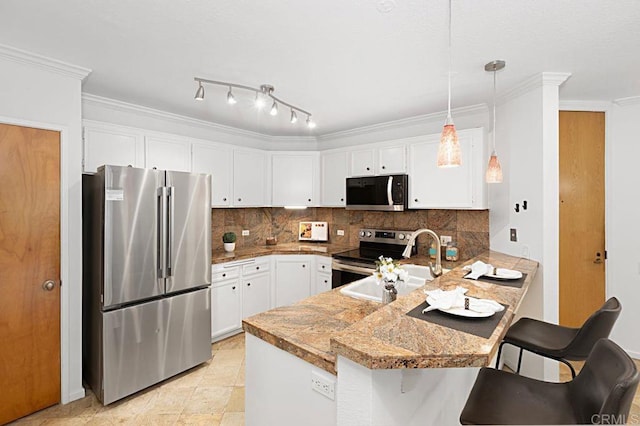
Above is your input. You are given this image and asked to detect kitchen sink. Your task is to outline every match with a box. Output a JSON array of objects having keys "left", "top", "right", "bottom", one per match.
[{"left": 339, "top": 264, "right": 450, "bottom": 303}]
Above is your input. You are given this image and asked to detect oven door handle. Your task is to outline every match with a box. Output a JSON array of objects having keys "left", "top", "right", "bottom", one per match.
[{"left": 332, "top": 262, "right": 375, "bottom": 275}]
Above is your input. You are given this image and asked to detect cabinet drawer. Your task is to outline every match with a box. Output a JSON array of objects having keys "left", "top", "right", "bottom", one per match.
[
  {"left": 316, "top": 257, "right": 331, "bottom": 273},
  {"left": 212, "top": 266, "right": 240, "bottom": 283},
  {"left": 243, "top": 260, "right": 270, "bottom": 276}
]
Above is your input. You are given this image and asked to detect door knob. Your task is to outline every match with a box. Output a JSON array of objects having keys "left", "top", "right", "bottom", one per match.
[
  {"left": 42, "top": 280, "right": 56, "bottom": 291},
  {"left": 594, "top": 252, "right": 603, "bottom": 264}
]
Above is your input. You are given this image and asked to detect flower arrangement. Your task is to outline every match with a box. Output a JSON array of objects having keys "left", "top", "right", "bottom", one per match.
[{"left": 374, "top": 256, "right": 409, "bottom": 284}]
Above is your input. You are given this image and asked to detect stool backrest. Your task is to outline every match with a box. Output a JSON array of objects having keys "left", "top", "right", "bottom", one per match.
[
  {"left": 565, "top": 297, "right": 621, "bottom": 358},
  {"left": 570, "top": 338, "right": 639, "bottom": 425}
]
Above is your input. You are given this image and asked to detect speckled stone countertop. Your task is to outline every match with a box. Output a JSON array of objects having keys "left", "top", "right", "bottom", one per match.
[
  {"left": 212, "top": 242, "right": 353, "bottom": 264},
  {"left": 242, "top": 250, "right": 538, "bottom": 374}
]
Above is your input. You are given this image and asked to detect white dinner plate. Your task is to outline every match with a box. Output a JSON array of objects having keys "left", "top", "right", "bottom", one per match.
[
  {"left": 483, "top": 269, "right": 523, "bottom": 280},
  {"left": 426, "top": 296, "right": 495, "bottom": 318}
]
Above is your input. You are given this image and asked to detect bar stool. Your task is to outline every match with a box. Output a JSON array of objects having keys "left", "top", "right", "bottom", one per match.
[
  {"left": 495, "top": 297, "right": 620, "bottom": 377},
  {"left": 460, "top": 338, "right": 639, "bottom": 425}
]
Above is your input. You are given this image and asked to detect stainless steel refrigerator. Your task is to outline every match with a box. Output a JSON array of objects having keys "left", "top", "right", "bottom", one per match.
[{"left": 82, "top": 165, "right": 212, "bottom": 405}]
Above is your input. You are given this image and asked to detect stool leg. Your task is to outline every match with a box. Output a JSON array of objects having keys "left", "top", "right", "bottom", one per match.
[
  {"left": 495, "top": 342, "right": 506, "bottom": 369},
  {"left": 516, "top": 348, "right": 524, "bottom": 374}
]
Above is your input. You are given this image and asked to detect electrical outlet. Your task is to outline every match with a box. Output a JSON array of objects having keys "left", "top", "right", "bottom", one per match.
[
  {"left": 522, "top": 245, "right": 530, "bottom": 259},
  {"left": 242, "top": 230, "right": 250, "bottom": 236},
  {"left": 510, "top": 228, "right": 517, "bottom": 242},
  {"left": 311, "top": 371, "right": 335, "bottom": 400},
  {"left": 337, "top": 229, "right": 345, "bottom": 236},
  {"left": 440, "top": 235, "right": 452, "bottom": 245}
]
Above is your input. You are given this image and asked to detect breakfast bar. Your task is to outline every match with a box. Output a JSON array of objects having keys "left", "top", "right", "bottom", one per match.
[{"left": 242, "top": 250, "right": 538, "bottom": 426}]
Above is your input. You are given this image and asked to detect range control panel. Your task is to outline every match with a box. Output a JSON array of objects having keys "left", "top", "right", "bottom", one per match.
[{"left": 358, "top": 228, "right": 415, "bottom": 245}]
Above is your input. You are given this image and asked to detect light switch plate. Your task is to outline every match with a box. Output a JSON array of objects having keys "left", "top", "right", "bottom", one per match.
[
  {"left": 337, "top": 229, "right": 345, "bottom": 236},
  {"left": 440, "top": 235, "right": 452, "bottom": 245},
  {"left": 242, "top": 230, "right": 250, "bottom": 236}
]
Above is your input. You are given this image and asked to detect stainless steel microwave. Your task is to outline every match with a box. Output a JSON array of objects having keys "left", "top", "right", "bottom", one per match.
[{"left": 345, "top": 174, "right": 408, "bottom": 211}]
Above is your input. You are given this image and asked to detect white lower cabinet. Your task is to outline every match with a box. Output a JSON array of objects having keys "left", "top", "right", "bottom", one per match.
[
  {"left": 211, "top": 257, "right": 271, "bottom": 341},
  {"left": 274, "top": 255, "right": 312, "bottom": 308},
  {"left": 314, "top": 256, "right": 332, "bottom": 294},
  {"left": 211, "top": 280, "right": 242, "bottom": 340}
]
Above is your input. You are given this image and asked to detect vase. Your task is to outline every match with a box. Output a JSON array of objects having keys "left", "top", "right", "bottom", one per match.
[
  {"left": 223, "top": 242, "right": 236, "bottom": 253},
  {"left": 382, "top": 280, "right": 398, "bottom": 304}
]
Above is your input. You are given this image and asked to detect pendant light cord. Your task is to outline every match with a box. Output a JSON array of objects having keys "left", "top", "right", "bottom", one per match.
[
  {"left": 447, "top": 0, "right": 452, "bottom": 121},
  {"left": 492, "top": 68, "right": 497, "bottom": 152}
]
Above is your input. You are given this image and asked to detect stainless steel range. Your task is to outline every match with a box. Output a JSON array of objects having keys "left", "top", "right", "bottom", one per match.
[{"left": 331, "top": 229, "right": 417, "bottom": 288}]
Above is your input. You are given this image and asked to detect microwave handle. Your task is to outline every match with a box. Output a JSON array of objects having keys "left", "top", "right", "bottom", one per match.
[{"left": 387, "top": 176, "right": 394, "bottom": 206}]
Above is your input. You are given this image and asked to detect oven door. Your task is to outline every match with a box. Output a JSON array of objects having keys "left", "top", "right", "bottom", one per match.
[{"left": 331, "top": 259, "right": 374, "bottom": 289}]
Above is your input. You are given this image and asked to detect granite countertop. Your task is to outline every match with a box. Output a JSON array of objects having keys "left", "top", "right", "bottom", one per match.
[
  {"left": 242, "top": 250, "right": 538, "bottom": 375},
  {"left": 212, "top": 242, "right": 354, "bottom": 264}
]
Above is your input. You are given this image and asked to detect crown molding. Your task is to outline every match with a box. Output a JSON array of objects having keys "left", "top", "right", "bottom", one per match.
[
  {"left": 613, "top": 96, "right": 640, "bottom": 107},
  {"left": 317, "top": 103, "right": 488, "bottom": 142},
  {"left": 82, "top": 93, "right": 319, "bottom": 143},
  {"left": 499, "top": 72, "right": 572, "bottom": 104},
  {"left": 0, "top": 43, "right": 91, "bottom": 80},
  {"left": 559, "top": 100, "right": 612, "bottom": 112}
]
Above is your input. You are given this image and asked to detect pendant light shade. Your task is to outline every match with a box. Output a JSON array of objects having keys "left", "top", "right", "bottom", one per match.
[
  {"left": 484, "top": 60, "right": 505, "bottom": 183},
  {"left": 437, "top": 0, "right": 461, "bottom": 168}
]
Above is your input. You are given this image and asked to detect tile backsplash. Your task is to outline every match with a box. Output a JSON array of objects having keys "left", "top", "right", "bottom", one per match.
[{"left": 212, "top": 208, "right": 489, "bottom": 261}]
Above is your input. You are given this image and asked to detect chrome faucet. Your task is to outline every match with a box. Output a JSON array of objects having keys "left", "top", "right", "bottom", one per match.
[{"left": 402, "top": 229, "right": 443, "bottom": 278}]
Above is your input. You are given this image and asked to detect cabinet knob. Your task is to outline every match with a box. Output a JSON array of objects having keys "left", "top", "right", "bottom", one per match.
[
  {"left": 232, "top": 286, "right": 236, "bottom": 290},
  {"left": 238, "top": 198, "right": 242, "bottom": 202},
  {"left": 247, "top": 282, "right": 251, "bottom": 286},
  {"left": 152, "top": 167, "right": 157, "bottom": 170},
  {"left": 256, "top": 266, "right": 260, "bottom": 270},
  {"left": 366, "top": 167, "right": 370, "bottom": 171},
  {"left": 308, "top": 198, "right": 311, "bottom": 202},
  {"left": 223, "top": 197, "right": 227, "bottom": 202},
  {"left": 382, "top": 165, "right": 386, "bottom": 169},
  {"left": 302, "top": 264, "right": 306, "bottom": 268},
  {"left": 324, "top": 280, "right": 328, "bottom": 283},
  {"left": 340, "top": 198, "right": 344, "bottom": 202},
  {"left": 321, "top": 265, "right": 325, "bottom": 269},
  {"left": 222, "top": 273, "right": 226, "bottom": 278},
  {"left": 414, "top": 198, "right": 419, "bottom": 202}
]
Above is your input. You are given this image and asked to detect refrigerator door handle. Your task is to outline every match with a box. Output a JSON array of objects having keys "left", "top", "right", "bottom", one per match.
[
  {"left": 167, "top": 186, "right": 175, "bottom": 277},
  {"left": 157, "top": 186, "right": 168, "bottom": 279}
]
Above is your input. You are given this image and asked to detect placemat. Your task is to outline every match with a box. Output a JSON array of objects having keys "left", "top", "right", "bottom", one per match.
[
  {"left": 463, "top": 272, "right": 527, "bottom": 288},
  {"left": 406, "top": 301, "right": 509, "bottom": 339}
]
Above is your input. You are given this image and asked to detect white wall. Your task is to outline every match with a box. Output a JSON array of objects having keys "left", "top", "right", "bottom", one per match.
[
  {"left": 0, "top": 44, "right": 90, "bottom": 403},
  {"left": 607, "top": 99, "right": 640, "bottom": 358},
  {"left": 489, "top": 73, "right": 570, "bottom": 380}
]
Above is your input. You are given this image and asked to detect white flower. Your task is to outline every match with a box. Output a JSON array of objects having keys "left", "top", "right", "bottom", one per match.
[{"left": 373, "top": 255, "right": 406, "bottom": 285}]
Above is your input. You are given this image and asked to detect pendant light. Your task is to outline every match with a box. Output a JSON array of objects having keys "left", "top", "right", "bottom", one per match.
[
  {"left": 485, "top": 60, "right": 505, "bottom": 183},
  {"left": 437, "top": 0, "right": 461, "bottom": 168}
]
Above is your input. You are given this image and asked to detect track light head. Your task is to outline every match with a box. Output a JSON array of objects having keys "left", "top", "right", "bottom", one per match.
[
  {"left": 227, "top": 87, "right": 237, "bottom": 105},
  {"left": 194, "top": 83, "right": 205, "bottom": 101},
  {"left": 270, "top": 101, "right": 278, "bottom": 116},
  {"left": 290, "top": 109, "right": 298, "bottom": 124},
  {"left": 254, "top": 92, "right": 265, "bottom": 109},
  {"left": 306, "top": 115, "right": 316, "bottom": 129}
]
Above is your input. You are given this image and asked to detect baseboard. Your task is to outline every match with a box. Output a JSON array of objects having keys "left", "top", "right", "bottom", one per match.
[{"left": 66, "top": 387, "right": 86, "bottom": 404}]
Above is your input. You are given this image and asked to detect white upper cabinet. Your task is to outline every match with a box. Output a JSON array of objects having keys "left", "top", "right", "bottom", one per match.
[
  {"left": 408, "top": 128, "right": 486, "bottom": 209},
  {"left": 83, "top": 122, "right": 144, "bottom": 173},
  {"left": 349, "top": 144, "right": 406, "bottom": 177},
  {"left": 271, "top": 153, "right": 318, "bottom": 207},
  {"left": 233, "top": 149, "right": 266, "bottom": 207},
  {"left": 378, "top": 145, "right": 406, "bottom": 174},
  {"left": 145, "top": 135, "right": 191, "bottom": 172},
  {"left": 192, "top": 143, "right": 233, "bottom": 207},
  {"left": 321, "top": 150, "right": 349, "bottom": 206}
]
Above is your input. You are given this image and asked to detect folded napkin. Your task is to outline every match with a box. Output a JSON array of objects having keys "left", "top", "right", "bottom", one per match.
[
  {"left": 463, "top": 261, "right": 494, "bottom": 280},
  {"left": 423, "top": 286, "right": 504, "bottom": 314}
]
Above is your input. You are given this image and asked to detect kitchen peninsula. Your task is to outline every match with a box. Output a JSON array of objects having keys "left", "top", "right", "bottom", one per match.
[{"left": 242, "top": 251, "right": 538, "bottom": 426}]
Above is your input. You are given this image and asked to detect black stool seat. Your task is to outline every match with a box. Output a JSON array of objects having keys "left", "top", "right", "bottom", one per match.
[
  {"left": 496, "top": 297, "right": 621, "bottom": 377},
  {"left": 461, "top": 339, "right": 639, "bottom": 425}
]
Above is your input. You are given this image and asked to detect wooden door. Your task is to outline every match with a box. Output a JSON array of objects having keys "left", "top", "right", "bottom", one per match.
[
  {"left": 0, "top": 123, "right": 61, "bottom": 423},
  {"left": 559, "top": 111, "right": 606, "bottom": 327}
]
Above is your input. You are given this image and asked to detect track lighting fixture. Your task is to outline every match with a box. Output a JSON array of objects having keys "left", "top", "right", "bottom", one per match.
[
  {"left": 226, "top": 87, "right": 237, "bottom": 105},
  {"left": 193, "top": 77, "right": 315, "bottom": 128},
  {"left": 194, "top": 82, "right": 205, "bottom": 101}
]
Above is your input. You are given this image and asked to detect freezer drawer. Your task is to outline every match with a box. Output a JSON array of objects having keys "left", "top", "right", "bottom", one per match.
[{"left": 101, "top": 288, "right": 211, "bottom": 404}]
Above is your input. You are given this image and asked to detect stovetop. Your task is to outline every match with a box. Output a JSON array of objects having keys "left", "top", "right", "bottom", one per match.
[{"left": 332, "top": 228, "right": 417, "bottom": 264}]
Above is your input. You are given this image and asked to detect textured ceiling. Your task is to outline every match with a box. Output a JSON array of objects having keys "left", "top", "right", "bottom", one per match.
[{"left": 1, "top": 0, "right": 639, "bottom": 136}]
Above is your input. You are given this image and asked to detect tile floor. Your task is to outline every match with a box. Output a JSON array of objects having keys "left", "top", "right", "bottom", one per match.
[
  {"left": 11, "top": 333, "right": 246, "bottom": 426},
  {"left": 10, "top": 334, "right": 640, "bottom": 425}
]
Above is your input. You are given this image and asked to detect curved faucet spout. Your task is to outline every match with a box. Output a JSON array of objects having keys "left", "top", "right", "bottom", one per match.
[{"left": 402, "top": 228, "right": 443, "bottom": 278}]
